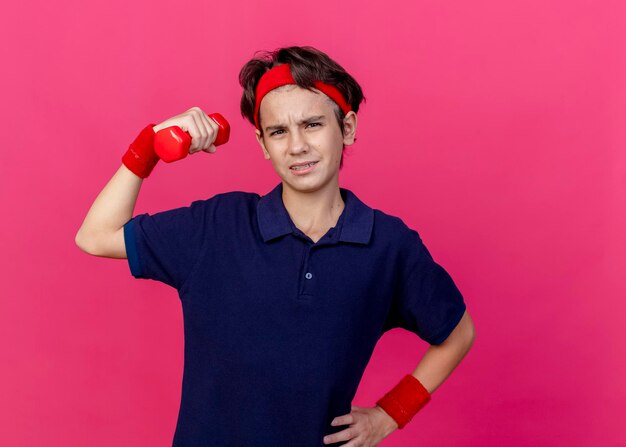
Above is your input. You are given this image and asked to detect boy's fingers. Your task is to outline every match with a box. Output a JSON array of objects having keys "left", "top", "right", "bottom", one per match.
[
  {"left": 189, "top": 114, "right": 206, "bottom": 152},
  {"left": 201, "top": 144, "right": 217, "bottom": 154}
]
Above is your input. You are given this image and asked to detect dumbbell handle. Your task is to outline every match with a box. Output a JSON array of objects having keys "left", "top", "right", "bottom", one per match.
[{"left": 154, "top": 112, "right": 230, "bottom": 163}]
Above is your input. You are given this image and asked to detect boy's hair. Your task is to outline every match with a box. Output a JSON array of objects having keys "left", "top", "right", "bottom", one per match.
[{"left": 239, "top": 46, "right": 366, "bottom": 169}]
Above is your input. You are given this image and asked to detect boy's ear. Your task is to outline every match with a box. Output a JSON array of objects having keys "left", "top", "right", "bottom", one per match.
[
  {"left": 255, "top": 129, "right": 271, "bottom": 160},
  {"left": 342, "top": 111, "right": 358, "bottom": 146}
]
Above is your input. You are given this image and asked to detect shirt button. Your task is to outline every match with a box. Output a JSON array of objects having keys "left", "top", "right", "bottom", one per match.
[{"left": 305, "top": 272, "right": 313, "bottom": 279}]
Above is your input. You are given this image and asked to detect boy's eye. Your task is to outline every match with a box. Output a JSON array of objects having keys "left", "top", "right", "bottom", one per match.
[{"left": 270, "top": 123, "right": 321, "bottom": 137}]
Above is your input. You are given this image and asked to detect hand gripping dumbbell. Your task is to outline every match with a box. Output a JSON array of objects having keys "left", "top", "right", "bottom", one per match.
[{"left": 154, "top": 112, "right": 230, "bottom": 163}]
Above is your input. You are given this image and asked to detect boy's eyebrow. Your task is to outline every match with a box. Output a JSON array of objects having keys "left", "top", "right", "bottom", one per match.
[{"left": 265, "top": 115, "right": 326, "bottom": 132}]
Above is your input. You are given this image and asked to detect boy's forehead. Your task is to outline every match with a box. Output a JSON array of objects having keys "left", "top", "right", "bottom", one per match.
[{"left": 260, "top": 85, "right": 331, "bottom": 123}]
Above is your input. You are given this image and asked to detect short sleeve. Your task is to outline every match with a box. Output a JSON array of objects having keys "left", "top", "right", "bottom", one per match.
[
  {"left": 123, "top": 198, "right": 211, "bottom": 290},
  {"left": 386, "top": 229, "right": 467, "bottom": 345}
]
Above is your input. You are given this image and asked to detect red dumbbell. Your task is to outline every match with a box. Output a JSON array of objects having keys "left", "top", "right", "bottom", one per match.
[{"left": 154, "top": 112, "right": 230, "bottom": 163}]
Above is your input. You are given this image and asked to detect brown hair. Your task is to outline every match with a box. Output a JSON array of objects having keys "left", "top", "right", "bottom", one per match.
[{"left": 239, "top": 46, "right": 366, "bottom": 169}]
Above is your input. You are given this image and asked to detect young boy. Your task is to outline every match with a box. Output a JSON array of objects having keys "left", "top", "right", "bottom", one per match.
[{"left": 76, "top": 45, "right": 475, "bottom": 447}]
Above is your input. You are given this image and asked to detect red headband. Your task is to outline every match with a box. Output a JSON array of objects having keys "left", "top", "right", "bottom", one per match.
[{"left": 253, "top": 63, "right": 352, "bottom": 130}]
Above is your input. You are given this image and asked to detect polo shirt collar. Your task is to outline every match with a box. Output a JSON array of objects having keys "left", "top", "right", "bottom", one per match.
[{"left": 257, "top": 182, "right": 374, "bottom": 244}]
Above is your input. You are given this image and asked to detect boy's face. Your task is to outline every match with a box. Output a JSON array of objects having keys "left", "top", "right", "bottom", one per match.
[{"left": 255, "top": 85, "right": 357, "bottom": 194}]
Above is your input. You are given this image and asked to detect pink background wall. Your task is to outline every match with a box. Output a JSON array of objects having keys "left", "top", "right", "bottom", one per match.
[{"left": 2, "top": 0, "right": 624, "bottom": 445}]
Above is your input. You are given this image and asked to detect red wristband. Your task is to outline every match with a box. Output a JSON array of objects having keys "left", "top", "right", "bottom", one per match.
[
  {"left": 375, "top": 374, "right": 431, "bottom": 429},
  {"left": 122, "top": 123, "right": 159, "bottom": 178}
]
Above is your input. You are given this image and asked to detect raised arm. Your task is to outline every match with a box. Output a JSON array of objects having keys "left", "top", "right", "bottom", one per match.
[
  {"left": 74, "top": 164, "right": 142, "bottom": 258},
  {"left": 75, "top": 107, "right": 221, "bottom": 259}
]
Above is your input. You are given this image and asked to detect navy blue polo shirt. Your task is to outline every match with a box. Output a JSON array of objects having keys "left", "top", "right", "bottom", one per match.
[{"left": 123, "top": 181, "right": 466, "bottom": 446}]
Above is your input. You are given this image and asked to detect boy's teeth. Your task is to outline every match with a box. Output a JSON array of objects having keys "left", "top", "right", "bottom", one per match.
[{"left": 291, "top": 162, "right": 316, "bottom": 170}]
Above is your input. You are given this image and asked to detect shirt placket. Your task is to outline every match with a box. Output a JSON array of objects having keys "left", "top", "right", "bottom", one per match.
[
  {"left": 300, "top": 244, "right": 315, "bottom": 298},
  {"left": 293, "top": 228, "right": 338, "bottom": 301}
]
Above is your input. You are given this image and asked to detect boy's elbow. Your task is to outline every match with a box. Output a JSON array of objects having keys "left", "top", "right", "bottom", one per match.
[
  {"left": 452, "top": 310, "right": 476, "bottom": 349},
  {"left": 467, "top": 325, "right": 476, "bottom": 349},
  {"left": 75, "top": 231, "right": 98, "bottom": 255},
  {"left": 75, "top": 227, "right": 127, "bottom": 259},
  {"left": 465, "top": 319, "right": 476, "bottom": 350}
]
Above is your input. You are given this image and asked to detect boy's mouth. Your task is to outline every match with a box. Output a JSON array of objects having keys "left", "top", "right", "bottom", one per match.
[{"left": 290, "top": 161, "right": 319, "bottom": 170}]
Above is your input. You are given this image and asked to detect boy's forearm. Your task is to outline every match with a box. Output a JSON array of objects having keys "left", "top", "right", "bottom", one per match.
[
  {"left": 412, "top": 310, "right": 475, "bottom": 394},
  {"left": 374, "top": 311, "right": 475, "bottom": 435},
  {"left": 75, "top": 164, "right": 142, "bottom": 246}
]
